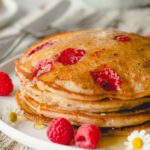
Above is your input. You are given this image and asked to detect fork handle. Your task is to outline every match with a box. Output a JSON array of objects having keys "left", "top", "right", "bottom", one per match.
[{"left": 0, "top": 33, "right": 27, "bottom": 63}]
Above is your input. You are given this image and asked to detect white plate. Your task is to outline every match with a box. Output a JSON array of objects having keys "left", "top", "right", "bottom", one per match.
[
  {"left": 0, "top": 55, "right": 126, "bottom": 150},
  {"left": 0, "top": 0, "right": 18, "bottom": 28}
]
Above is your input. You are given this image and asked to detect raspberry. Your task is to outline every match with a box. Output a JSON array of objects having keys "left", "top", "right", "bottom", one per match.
[
  {"left": 115, "top": 35, "right": 131, "bottom": 42},
  {"left": 57, "top": 48, "right": 86, "bottom": 65},
  {"left": 47, "top": 118, "right": 74, "bottom": 145},
  {"left": 145, "top": 34, "right": 150, "bottom": 38},
  {"left": 27, "top": 41, "right": 55, "bottom": 56},
  {"left": 75, "top": 124, "right": 101, "bottom": 149},
  {"left": 0, "top": 71, "right": 13, "bottom": 96},
  {"left": 91, "top": 67, "right": 121, "bottom": 91},
  {"left": 32, "top": 59, "right": 54, "bottom": 78}
]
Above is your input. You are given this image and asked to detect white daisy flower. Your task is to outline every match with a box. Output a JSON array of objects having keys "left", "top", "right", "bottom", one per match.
[
  {"left": 125, "top": 130, "right": 150, "bottom": 150},
  {"left": 0, "top": 105, "right": 24, "bottom": 127}
]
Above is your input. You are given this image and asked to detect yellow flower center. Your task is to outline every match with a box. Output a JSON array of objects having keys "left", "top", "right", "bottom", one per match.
[
  {"left": 132, "top": 137, "right": 143, "bottom": 150},
  {"left": 9, "top": 112, "right": 17, "bottom": 123}
]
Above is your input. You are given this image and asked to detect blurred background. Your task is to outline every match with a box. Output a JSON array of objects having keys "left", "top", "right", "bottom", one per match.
[
  {"left": 0, "top": 0, "right": 150, "bottom": 149},
  {"left": 1, "top": 0, "right": 150, "bottom": 32}
]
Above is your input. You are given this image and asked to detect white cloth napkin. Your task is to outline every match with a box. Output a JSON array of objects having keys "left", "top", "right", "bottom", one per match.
[{"left": 0, "top": 0, "right": 94, "bottom": 60}]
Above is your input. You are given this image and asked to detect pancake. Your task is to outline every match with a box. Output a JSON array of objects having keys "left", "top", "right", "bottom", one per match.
[
  {"left": 17, "top": 90, "right": 150, "bottom": 128},
  {"left": 16, "top": 68, "right": 150, "bottom": 112},
  {"left": 15, "top": 68, "right": 105, "bottom": 101},
  {"left": 15, "top": 29, "right": 150, "bottom": 138},
  {"left": 16, "top": 29, "right": 150, "bottom": 100},
  {"left": 19, "top": 83, "right": 150, "bottom": 113},
  {"left": 16, "top": 90, "right": 150, "bottom": 136},
  {"left": 102, "top": 122, "right": 150, "bottom": 136}
]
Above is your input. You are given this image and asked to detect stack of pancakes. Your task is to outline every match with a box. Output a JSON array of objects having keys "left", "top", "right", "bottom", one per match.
[{"left": 15, "top": 29, "right": 150, "bottom": 135}]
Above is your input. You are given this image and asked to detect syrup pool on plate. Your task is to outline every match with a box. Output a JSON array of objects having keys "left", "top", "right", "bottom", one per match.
[{"left": 99, "top": 136, "right": 126, "bottom": 149}]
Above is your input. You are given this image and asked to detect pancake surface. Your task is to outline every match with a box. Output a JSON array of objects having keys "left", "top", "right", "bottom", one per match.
[{"left": 15, "top": 29, "right": 150, "bottom": 135}]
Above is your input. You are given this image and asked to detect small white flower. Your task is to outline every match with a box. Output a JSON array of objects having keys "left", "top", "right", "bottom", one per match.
[
  {"left": 1, "top": 105, "right": 24, "bottom": 126},
  {"left": 125, "top": 130, "right": 150, "bottom": 150}
]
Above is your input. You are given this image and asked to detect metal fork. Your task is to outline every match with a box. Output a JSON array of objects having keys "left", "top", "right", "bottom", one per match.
[
  {"left": 0, "top": 33, "right": 26, "bottom": 63},
  {"left": 0, "top": 11, "right": 102, "bottom": 63}
]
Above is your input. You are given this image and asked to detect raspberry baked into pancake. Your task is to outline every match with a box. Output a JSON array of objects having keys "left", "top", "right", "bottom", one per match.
[{"left": 15, "top": 29, "right": 150, "bottom": 135}]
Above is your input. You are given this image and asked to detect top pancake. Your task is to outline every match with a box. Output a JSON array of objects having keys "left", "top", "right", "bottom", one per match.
[{"left": 16, "top": 29, "right": 150, "bottom": 99}]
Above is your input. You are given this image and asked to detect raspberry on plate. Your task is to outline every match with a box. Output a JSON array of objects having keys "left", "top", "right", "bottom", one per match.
[
  {"left": 115, "top": 35, "right": 131, "bottom": 42},
  {"left": 91, "top": 67, "right": 121, "bottom": 91},
  {"left": 57, "top": 48, "right": 86, "bottom": 65},
  {"left": 75, "top": 124, "right": 101, "bottom": 149},
  {"left": 47, "top": 117, "right": 74, "bottom": 145},
  {"left": 0, "top": 71, "right": 13, "bottom": 96}
]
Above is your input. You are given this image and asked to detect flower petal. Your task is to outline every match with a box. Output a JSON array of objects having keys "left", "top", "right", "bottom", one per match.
[{"left": 139, "top": 130, "right": 146, "bottom": 138}]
